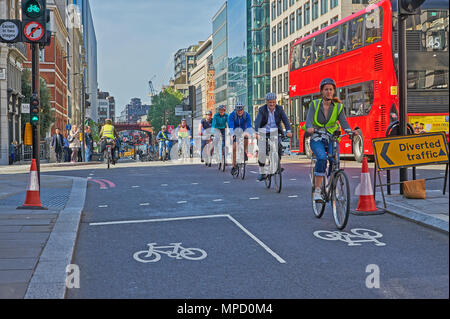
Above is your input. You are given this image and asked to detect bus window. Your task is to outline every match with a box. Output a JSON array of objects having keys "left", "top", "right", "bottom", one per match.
[
  {"left": 347, "top": 82, "right": 374, "bottom": 116},
  {"left": 325, "top": 27, "right": 339, "bottom": 57},
  {"left": 365, "top": 7, "right": 383, "bottom": 44},
  {"left": 290, "top": 44, "right": 302, "bottom": 71},
  {"left": 340, "top": 23, "right": 347, "bottom": 53},
  {"left": 302, "top": 40, "right": 313, "bottom": 66},
  {"left": 348, "top": 16, "right": 364, "bottom": 50},
  {"left": 301, "top": 96, "right": 312, "bottom": 119},
  {"left": 313, "top": 34, "right": 325, "bottom": 62}
]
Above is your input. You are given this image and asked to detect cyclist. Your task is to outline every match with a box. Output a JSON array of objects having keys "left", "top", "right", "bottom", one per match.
[
  {"left": 254, "top": 93, "right": 292, "bottom": 181},
  {"left": 176, "top": 119, "right": 191, "bottom": 159},
  {"left": 99, "top": 119, "right": 119, "bottom": 164},
  {"left": 156, "top": 125, "right": 171, "bottom": 160},
  {"left": 303, "top": 78, "right": 356, "bottom": 203},
  {"left": 198, "top": 110, "right": 213, "bottom": 163},
  {"left": 211, "top": 105, "right": 229, "bottom": 156},
  {"left": 228, "top": 102, "right": 252, "bottom": 176}
]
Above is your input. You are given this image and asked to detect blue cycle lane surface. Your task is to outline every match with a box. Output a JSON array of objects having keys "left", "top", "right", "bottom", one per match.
[{"left": 44, "top": 162, "right": 448, "bottom": 299}]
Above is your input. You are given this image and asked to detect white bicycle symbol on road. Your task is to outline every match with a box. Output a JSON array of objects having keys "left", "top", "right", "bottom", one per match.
[
  {"left": 133, "top": 243, "right": 207, "bottom": 263},
  {"left": 313, "top": 228, "right": 386, "bottom": 246}
]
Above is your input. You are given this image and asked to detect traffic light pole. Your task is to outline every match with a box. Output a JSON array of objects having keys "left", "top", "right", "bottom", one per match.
[
  {"left": 31, "top": 42, "right": 41, "bottom": 184},
  {"left": 81, "top": 75, "right": 85, "bottom": 162}
]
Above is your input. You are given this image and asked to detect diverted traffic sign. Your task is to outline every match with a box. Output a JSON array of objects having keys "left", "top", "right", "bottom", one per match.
[{"left": 373, "top": 132, "right": 449, "bottom": 171}]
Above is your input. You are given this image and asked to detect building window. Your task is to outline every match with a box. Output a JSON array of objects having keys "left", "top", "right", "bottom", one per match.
[
  {"left": 331, "top": 0, "right": 338, "bottom": 9},
  {"left": 283, "top": 44, "right": 289, "bottom": 65},
  {"left": 296, "top": 8, "right": 302, "bottom": 30},
  {"left": 330, "top": 15, "right": 339, "bottom": 24},
  {"left": 321, "top": 22, "right": 328, "bottom": 29},
  {"left": 272, "top": 52, "right": 277, "bottom": 71},
  {"left": 304, "top": 2, "right": 310, "bottom": 25},
  {"left": 272, "top": 76, "right": 277, "bottom": 93},
  {"left": 283, "top": 18, "right": 288, "bottom": 38},
  {"left": 272, "top": 1, "right": 276, "bottom": 20},
  {"left": 272, "top": 26, "right": 277, "bottom": 45},
  {"left": 321, "top": 0, "right": 328, "bottom": 15},
  {"left": 278, "top": 48, "right": 282, "bottom": 68},
  {"left": 277, "top": 22, "right": 282, "bottom": 42},
  {"left": 290, "top": 12, "right": 295, "bottom": 34},
  {"left": 283, "top": 0, "right": 288, "bottom": 12},
  {"left": 352, "top": 0, "right": 369, "bottom": 4},
  {"left": 278, "top": 74, "right": 283, "bottom": 94},
  {"left": 312, "top": 0, "right": 319, "bottom": 20},
  {"left": 290, "top": 0, "right": 295, "bottom": 6},
  {"left": 277, "top": 0, "right": 282, "bottom": 16},
  {"left": 284, "top": 72, "right": 289, "bottom": 93}
]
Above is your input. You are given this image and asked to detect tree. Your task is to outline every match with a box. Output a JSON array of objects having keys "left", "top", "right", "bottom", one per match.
[
  {"left": 21, "top": 69, "right": 53, "bottom": 137},
  {"left": 147, "top": 87, "right": 184, "bottom": 133}
]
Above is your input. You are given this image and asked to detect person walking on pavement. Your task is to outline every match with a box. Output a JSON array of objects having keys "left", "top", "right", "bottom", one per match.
[
  {"left": 63, "top": 131, "right": 71, "bottom": 162},
  {"left": 84, "top": 126, "right": 94, "bottom": 162},
  {"left": 198, "top": 111, "right": 213, "bottom": 163},
  {"left": 68, "top": 125, "right": 81, "bottom": 163},
  {"left": 9, "top": 141, "right": 18, "bottom": 165},
  {"left": 51, "top": 128, "right": 64, "bottom": 163}
]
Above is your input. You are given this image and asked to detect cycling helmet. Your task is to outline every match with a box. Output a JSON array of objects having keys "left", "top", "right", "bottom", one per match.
[
  {"left": 235, "top": 102, "right": 244, "bottom": 111},
  {"left": 206, "top": 110, "right": 212, "bottom": 115},
  {"left": 161, "top": 125, "right": 167, "bottom": 129},
  {"left": 320, "top": 78, "right": 336, "bottom": 91},
  {"left": 181, "top": 118, "right": 186, "bottom": 122},
  {"left": 266, "top": 92, "right": 277, "bottom": 101},
  {"left": 218, "top": 105, "right": 226, "bottom": 110}
]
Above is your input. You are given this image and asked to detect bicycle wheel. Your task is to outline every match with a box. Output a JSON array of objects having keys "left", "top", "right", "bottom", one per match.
[
  {"left": 274, "top": 157, "right": 282, "bottom": 193},
  {"left": 331, "top": 170, "right": 351, "bottom": 230},
  {"left": 107, "top": 150, "right": 110, "bottom": 169},
  {"left": 221, "top": 147, "right": 226, "bottom": 172},
  {"left": 311, "top": 183, "right": 326, "bottom": 219},
  {"left": 241, "top": 163, "right": 246, "bottom": 180}
]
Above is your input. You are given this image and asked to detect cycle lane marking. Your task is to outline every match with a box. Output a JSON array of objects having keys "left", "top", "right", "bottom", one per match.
[
  {"left": 89, "top": 214, "right": 286, "bottom": 264},
  {"left": 313, "top": 228, "right": 387, "bottom": 247}
]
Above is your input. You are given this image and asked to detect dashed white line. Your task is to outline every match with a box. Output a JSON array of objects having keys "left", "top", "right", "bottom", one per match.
[
  {"left": 250, "top": 171, "right": 258, "bottom": 174},
  {"left": 140, "top": 203, "right": 150, "bottom": 206},
  {"left": 352, "top": 176, "right": 359, "bottom": 179},
  {"left": 132, "top": 186, "right": 140, "bottom": 188},
  {"left": 290, "top": 178, "right": 297, "bottom": 181},
  {"left": 161, "top": 184, "right": 168, "bottom": 187},
  {"left": 191, "top": 182, "right": 199, "bottom": 185},
  {"left": 213, "top": 199, "right": 223, "bottom": 202},
  {"left": 224, "top": 181, "right": 231, "bottom": 184},
  {"left": 249, "top": 197, "right": 260, "bottom": 200},
  {"left": 177, "top": 201, "right": 187, "bottom": 204},
  {"left": 98, "top": 205, "right": 108, "bottom": 208},
  {"left": 288, "top": 195, "right": 298, "bottom": 198}
]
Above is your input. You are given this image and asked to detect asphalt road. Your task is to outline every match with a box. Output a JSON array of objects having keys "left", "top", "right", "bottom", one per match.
[{"left": 44, "top": 159, "right": 449, "bottom": 299}]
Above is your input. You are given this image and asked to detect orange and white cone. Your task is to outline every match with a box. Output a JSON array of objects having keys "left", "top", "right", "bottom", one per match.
[
  {"left": 17, "top": 159, "right": 47, "bottom": 210},
  {"left": 352, "top": 157, "right": 383, "bottom": 215}
]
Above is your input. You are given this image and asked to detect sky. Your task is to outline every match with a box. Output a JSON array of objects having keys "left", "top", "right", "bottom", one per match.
[{"left": 89, "top": 0, "right": 224, "bottom": 115}]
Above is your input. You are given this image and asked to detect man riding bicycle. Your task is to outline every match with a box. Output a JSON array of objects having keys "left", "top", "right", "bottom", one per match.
[
  {"left": 211, "top": 105, "right": 229, "bottom": 154},
  {"left": 99, "top": 119, "right": 119, "bottom": 164},
  {"left": 303, "top": 78, "right": 357, "bottom": 203},
  {"left": 156, "top": 125, "right": 171, "bottom": 160},
  {"left": 254, "top": 93, "right": 292, "bottom": 181},
  {"left": 228, "top": 102, "right": 252, "bottom": 176},
  {"left": 198, "top": 111, "right": 213, "bottom": 163},
  {"left": 176, "top": 119, "right": 191, "bottom": 159}
]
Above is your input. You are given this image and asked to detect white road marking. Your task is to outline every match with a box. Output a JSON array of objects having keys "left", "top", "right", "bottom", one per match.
[
  {"left": 89, "top": 173, "right": 94, "bottom": 176},
  {"left": 213, "top": 199, "right": 223, "bottom": 202},
  {"left": 140, "top": 203, "right": 150, "bottom": 206},
  {"left": 249, "top": 197, "right": 259, "bottom": 200},
  {"left": 89, "top": 214, "right": 286, "bottom": 264},
  {"left": 132, "top": 186, "right": 140, "bottom": 188},
  {"left": 224, "top": 181, "right": 231, "bottom": 184},
  {"left": 98, "top": 205, "right": 108, "bottom": 208},
  {"left": 191, "top": 182, "right": 199, "bottom": 185},
  {"left": 177, "top": 201, "right": 187, "bottom": 204},
  {"left": 161, "top": 184, "right": 168, "bottom": 187},
  {"left": 352, "top": 176, "right": 359, "bottom": 179},
  {"left": 290, "top": 179, "right": 297, "bottom": 181},
  {"left": 250, "top": 171, "right": 258, "bottom": 174},
  {"left": 288, "top": 195, "right": 298, "bottom": 198}
]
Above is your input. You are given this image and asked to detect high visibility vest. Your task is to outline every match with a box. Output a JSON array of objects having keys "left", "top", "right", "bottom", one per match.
[
  {"left": 178, "top": 126, "right": 189, "bottom": 138},
  {"left": 302, "top": 99, "right": 343, "bottom": 135},
  {"left": 102, "top": 124, "right": 115, "bottom": 139}
]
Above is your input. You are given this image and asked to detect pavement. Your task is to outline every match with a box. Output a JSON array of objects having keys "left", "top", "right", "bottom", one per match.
[
  {"left": 0, "top": 172, "right": 87, "bottom": 299},
  {"left": 0, "top": 157, "right": 447, "bottom": 298}
]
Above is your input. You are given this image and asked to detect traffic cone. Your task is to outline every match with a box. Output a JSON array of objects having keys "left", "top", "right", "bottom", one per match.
[
  {"left": 17, "top": 159, "right": 47, "bottom": 210},
  {"left": 352, "top": 157, "right": 384, "bottom": 215}
]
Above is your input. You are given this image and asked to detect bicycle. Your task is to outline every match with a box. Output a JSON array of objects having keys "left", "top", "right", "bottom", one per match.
[
  {"left": 102, "top": 138, "right": 115, "bottom": 169},
  {"left": 231, "top": 135, "right": 247, "bottom": 180},
  {"left": 204, "top": 135, "right": 214, "bottom": 167},
  {"left": 214, "top": 132, "right": 226, "bottom": 172},
  {"left": 259, "top": 133, "right": 284, "bottom": 193},
  {"left": 133, "top": 243, "right": 207, "bottom": 263},
  {"left": 310, "top": 129, "right": 353, "bottom": 230},
  {"left": 178, "top": 137, "right": 190, "bottom": 160},
  {"left": 159, "top": 139, "right": 169, "bottom": 161}
]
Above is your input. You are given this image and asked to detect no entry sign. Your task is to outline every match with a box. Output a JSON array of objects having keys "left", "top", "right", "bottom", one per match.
[{"left": 23, "top": 21, "right": 44, "bottom": 41}]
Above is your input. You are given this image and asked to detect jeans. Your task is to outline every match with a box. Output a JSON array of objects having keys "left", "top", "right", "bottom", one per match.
[
  {"left": 159, "top": 140, "right": 171, "bottom": 158},
  {"left": 85, "top": 146, "right": 92, "bottom": 162},
  {"left": 178, "top": 137, "right": 190, "bottom": 155},
  {"left": 310, "top": 138, "right": 338, "bottom": 177}
]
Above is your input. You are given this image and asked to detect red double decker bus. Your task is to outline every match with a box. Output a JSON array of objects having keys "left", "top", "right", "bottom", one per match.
[{"left": 289, "top": 0, "right": 449, "bottom": 162}]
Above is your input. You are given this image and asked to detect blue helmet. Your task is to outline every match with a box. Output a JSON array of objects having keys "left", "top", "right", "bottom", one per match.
[
  {"left": 266, "top": 92, "right": 277, "bottom": 101},
  {"left": 320, "top": 78, "right": 336, "bottom": 91},
  {"left": 218, "top": 105, "right": 226, "bottom": 110},
  {"left": 235, "top": 102, "right": 244, "bottom": 111}
]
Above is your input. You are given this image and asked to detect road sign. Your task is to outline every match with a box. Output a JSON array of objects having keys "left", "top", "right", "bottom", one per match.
[
  {"left": 0, "top": 20, "right": 21, "bottom": 43},
  {"left": 66, "top": 123, "right": 72, "bottom": 131},
  {"left": 23, "top": 21, "right": 44, "bottom": 41},
  {"left": 22, "top": 103, "right": 30, "bottom": 114},
  {"left": 372, "top": 132, "right": 449, "bottom": 171},
  {"left": 167, "top": 125, "right": 174, "bottom": 134}
]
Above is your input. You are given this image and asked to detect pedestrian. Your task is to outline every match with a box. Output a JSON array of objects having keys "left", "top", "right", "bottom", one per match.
[
  {"left": 68, "top": 125, "right": 81, "bottom": 163},
  {"left": 85, "top": 126, "right": 93, "bottom": 162},
  {"left": 9, "top": 141, "right": 17, "bottom": 165},
  {"left": 51, "top": 128, "right": 64, "bottom": 163},
  {"left": 63, "top": 131, "right": 71, "bottom": 162}
]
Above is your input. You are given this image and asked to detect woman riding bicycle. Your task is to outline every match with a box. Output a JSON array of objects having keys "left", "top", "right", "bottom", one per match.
[{"left": 304, "top": 78, "right": 357, "bottom": 203}]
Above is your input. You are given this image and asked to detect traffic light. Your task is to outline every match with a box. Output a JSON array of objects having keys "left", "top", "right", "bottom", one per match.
[
  {"left": 22, "top": 0, "right": 47, "bottom": 43},
  {"left": 398, "top": 0, "right": 426, "bottom": 15},
  {"left": 85, "top": 93, "right": 91, "bottom": 108},
  {"left": 30, "top": 94, "right": 40, "bottom": 124}
]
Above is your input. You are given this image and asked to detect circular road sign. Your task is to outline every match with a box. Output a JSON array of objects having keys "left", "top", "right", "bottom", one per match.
[
  {"left": 0, "top": 20, "right": 20, "bottom": 42},
  {"left": 24, "top": 21, "right": 44, "bottom": 42}
]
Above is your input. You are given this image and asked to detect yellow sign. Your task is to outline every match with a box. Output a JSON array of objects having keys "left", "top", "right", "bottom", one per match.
[
  {"left": 390, "top": 86, "right": 397, "bottom": 95},
  {"left": 408, "top": 115, "right": 449, "bottom": 133},
  {"left": 373, "top": 132, "right": 449, "bottom": 170}
]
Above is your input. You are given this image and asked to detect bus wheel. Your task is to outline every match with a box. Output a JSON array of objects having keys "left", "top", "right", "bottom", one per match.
[
  {"left": 352, "top": 129, "right": 364, "bottom": 163},
  {"left": 304, "top": 136, "right": 313, "bottom": 159}
]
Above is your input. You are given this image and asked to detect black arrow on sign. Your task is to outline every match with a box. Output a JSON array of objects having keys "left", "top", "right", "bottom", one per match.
[{"left": 381, "top": 143, "right": 394, "bottom": 165}]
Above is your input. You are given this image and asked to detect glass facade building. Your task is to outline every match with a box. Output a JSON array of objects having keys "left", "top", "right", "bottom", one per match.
[{"left": 212, "top": 4, "right": 228, "bottom": 109}]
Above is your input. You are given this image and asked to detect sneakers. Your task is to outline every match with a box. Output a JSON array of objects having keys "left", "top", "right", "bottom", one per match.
[
  {"left": 231, "top": 166, "right": 238, "bottom": 176},
  {"left": 257, "top": 174, "right": 267, "bottom": 181},
  {"left": 313, "top": 188, "right": 324, "bottom": 203}
]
